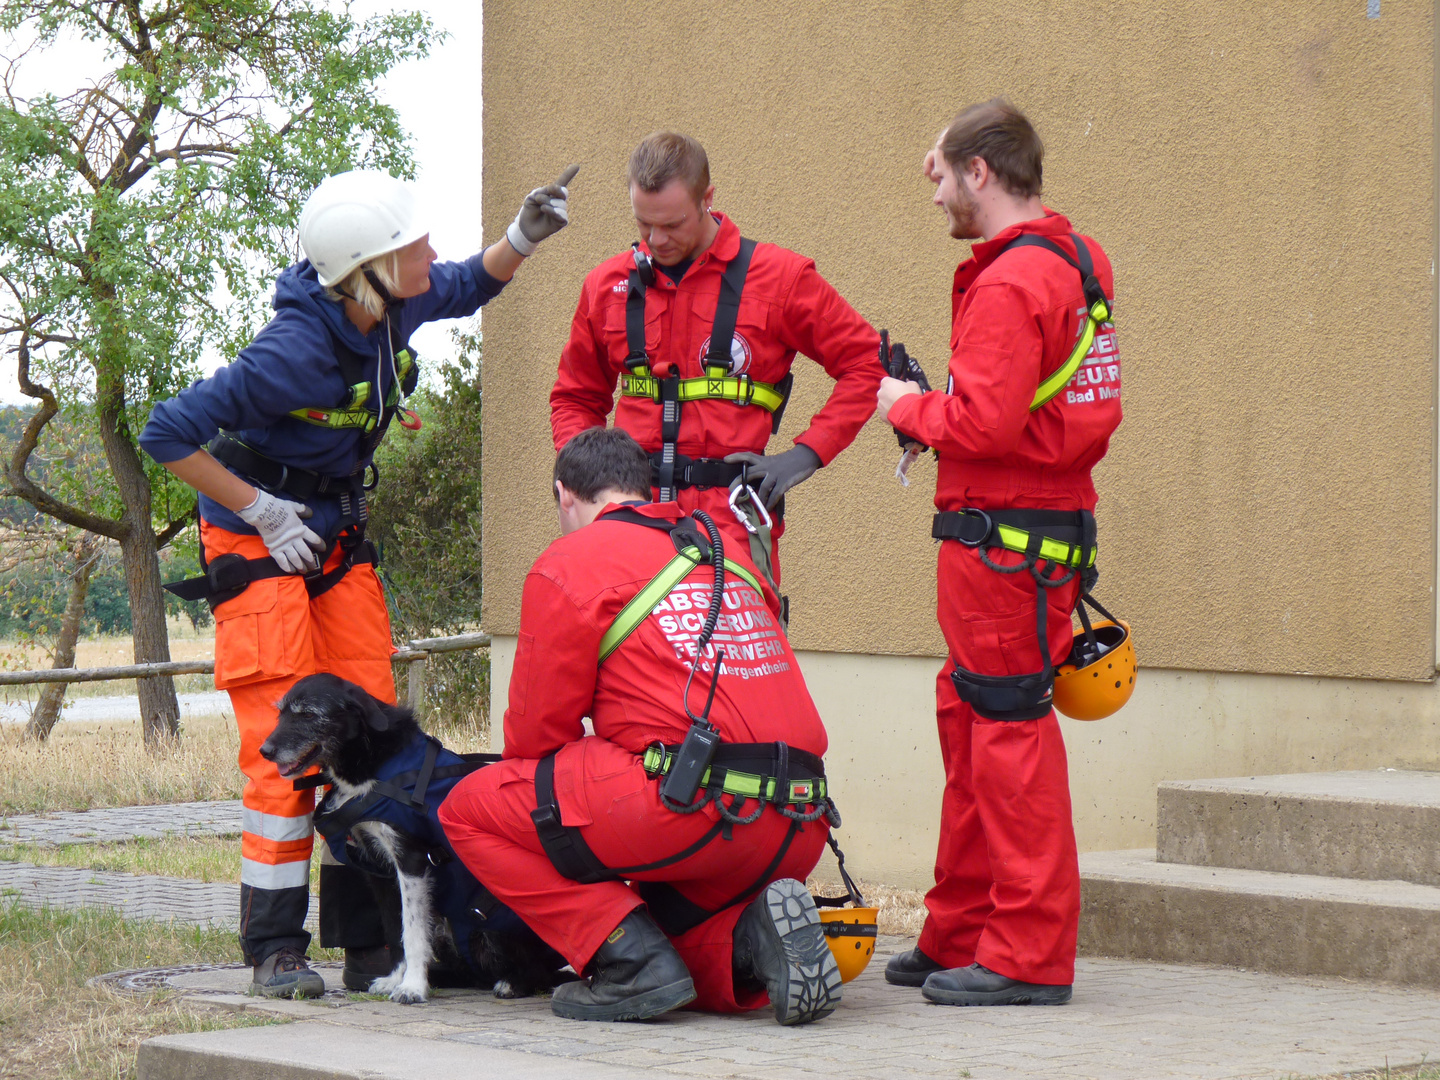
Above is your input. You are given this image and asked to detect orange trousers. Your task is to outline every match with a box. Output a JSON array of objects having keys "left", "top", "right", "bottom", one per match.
[{"left": 203, "top": 522, "right": 395, "bottom": 963}]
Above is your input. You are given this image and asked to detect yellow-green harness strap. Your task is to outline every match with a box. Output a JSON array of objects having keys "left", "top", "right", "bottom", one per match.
[
  {"left": 620, "top": 366, "right": 787, "bottom": 414},
  {"left": 598, "top": 546, "right": 765, "bottom": 663},
  {"left": 998, "top": 233, "right": 1114, "bottom": 412},
  {"left": 289, "top": 348, "right": 416, "bottom": 432}
]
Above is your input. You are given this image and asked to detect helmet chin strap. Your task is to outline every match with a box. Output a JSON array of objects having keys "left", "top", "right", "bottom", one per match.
[{"left": 362, "top": 267, "right": 404, "bottom": 310}]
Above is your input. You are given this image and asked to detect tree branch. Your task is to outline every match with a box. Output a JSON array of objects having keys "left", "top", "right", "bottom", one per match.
[{"left": 4, "top": 326, "right": 127, "bottom": 540}]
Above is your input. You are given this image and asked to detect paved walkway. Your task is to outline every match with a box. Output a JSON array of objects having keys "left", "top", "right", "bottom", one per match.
[
  {"left": 0, "top": 690, "right": 230, "bottom": 725},
  {"left": 5, "top": 804, "right": 1437, "bottom": 1078},
  {"left": 1, "top": 800, "right": 242, "bottom": 845},
  {"left": 133, "top": 948, "right": 1440, "bottom": 1080}
]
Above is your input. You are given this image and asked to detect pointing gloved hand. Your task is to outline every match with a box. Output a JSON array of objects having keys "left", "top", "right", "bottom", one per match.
[
  {"left": 723, "top": 445, "right": 822, "bottom": 511},
  {"left": 506, "top": 164, "right": 580, "bottom": 256},
  {"left": 237, "top": 489, "right": 325, "bottom": 574}
]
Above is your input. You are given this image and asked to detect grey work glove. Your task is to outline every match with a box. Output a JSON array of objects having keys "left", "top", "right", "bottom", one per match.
[
  {"left": 506, "top": 164, "right": 580, "bottom": 256},
  {"left": 237, "top": 489, "right": 325, "bottom": 574},
  {"left": 723, "top": 445, "right": 822, "bottom": 511}
]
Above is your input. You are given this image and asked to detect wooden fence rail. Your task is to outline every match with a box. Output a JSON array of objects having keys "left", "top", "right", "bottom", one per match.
[{"left": 0, "top": 633, "right": 491, "bottom": 714}]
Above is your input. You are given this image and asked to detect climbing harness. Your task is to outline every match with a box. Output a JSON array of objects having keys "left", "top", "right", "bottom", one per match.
[
  {"left": 933, "top": 507, "right": 1098, "bottom": 722},
  {"left": 164, "top": 314, "right": 421, "bottom": 608},
  {"left": 618, "top": 238, "right": 793, "bottom": 500},
  {"left": 529, "top": 508, "right": 836, "bottom": 935}
]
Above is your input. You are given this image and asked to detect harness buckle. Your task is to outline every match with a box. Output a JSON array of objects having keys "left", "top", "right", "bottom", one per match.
[{"left": 955, "top": 508, "right": 994, "bottom": 547}]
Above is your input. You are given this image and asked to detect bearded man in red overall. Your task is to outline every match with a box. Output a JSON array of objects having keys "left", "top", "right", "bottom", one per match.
[
  {"left": 439, "top": 427, "right": 842, "bottom": 1026},
  {"left": 876, "top": 100, "right": 1123, "bottom": 1006},
  {"left": 550, "top": 131, "right": 880, "bottom": 612}
]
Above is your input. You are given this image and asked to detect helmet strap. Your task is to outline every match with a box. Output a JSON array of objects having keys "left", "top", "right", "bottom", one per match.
[{"left": 362, "top": 266, "right": 403, "bottom": 310}]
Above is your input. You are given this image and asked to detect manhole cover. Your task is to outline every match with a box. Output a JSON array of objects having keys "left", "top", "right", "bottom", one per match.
[{"left": 89, "top": 961, "right": 349, "bottom": 999}]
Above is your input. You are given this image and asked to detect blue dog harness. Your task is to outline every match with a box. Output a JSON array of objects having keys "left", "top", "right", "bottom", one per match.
[{"left": 309, "top": 734, "right": 525, "bottom": 970}]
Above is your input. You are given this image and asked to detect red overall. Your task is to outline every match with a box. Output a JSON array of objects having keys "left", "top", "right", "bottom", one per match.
[
  {"left": 549, "top": 214, "right": 881, "bottom": 582},
  {"left": 886, "top": 211, "right": 1122, "bottom": 986},
  {"left": 438, "top": 503, "right": 830, "bottom": 1012}
]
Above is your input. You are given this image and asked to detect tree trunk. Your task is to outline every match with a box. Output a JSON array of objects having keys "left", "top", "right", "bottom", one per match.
[
  {"left": 93, "top": 330, "right": 181, "bottom": 748},
  {"left": 24, "top": 533, "right": 99, "bottom": 742}
]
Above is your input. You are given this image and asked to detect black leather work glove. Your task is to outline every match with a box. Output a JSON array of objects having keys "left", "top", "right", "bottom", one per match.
[{"left": 723, "top": 444, "right": 822, "bottom": 510}]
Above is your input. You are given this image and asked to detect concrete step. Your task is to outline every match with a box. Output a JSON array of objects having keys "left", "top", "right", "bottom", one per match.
[
  {"left": 140, "top": 1022, "right": 639, "bottom": 1080},
  {"left": 1079, "top": 849, "right": 1440, "bottom": 987},
  {"left": 1156, "top": 769, "right": 1440, "bottom": 884}
]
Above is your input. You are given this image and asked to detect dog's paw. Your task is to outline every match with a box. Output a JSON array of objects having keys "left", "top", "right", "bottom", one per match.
[
  {"left": 389, "top": 981, "right": 429, "bottom": 1004},
  {"left": 370, "top": 963, "right": 406, "bottom": 996},
  {"left": 492, "top": 978, "right": 522, "bottom": 999}
]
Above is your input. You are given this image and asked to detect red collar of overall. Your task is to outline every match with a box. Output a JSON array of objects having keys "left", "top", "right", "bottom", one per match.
[
  {"left": 952, "top": 208, "right": 1074, "bottom": 302},
  {"left": 595, "top": 501, "right": 683, "bottom": 527},
  {"left": 636, "top": 211, "right": 742, "bottom": 272}
]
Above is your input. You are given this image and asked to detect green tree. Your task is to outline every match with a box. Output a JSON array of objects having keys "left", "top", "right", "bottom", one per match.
[
  {"left": 0, "top": 0, "right": 437, "bottom": 745},
  {"left": 368, "top": 330, "right": 488, "bottom": 737}
]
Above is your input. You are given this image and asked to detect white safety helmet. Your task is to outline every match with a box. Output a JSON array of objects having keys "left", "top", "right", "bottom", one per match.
[{"left": 298, "top": 170, "right": 428, "bottom": 286}]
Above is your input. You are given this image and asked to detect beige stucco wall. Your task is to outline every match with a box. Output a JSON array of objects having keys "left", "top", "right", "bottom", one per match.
[
  {"left": 482, "top": 2, "right": 1436, "bottom": 681},
  {"left": 490, "top": 639, "right": 1440, "bottom": 884}
]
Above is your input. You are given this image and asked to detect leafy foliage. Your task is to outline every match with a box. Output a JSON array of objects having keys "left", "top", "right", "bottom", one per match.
[{"left": 368, "top": 330, "right": 488, "bottom": 736}]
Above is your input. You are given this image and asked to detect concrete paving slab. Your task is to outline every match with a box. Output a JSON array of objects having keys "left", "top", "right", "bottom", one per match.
[
  {"left": 1, "top": 800, "right": 242, "bottom": 845},
  {"left": 0, "top": 861, "right": 317, "bottom": 932},
  {"left": 127, "top": 941, "right": 1440, "bottom": 1080},
  {"left": 1080, "top": 848, "right": 1440, "bottom": 986},
  {"left": 1157, "top": 769, "right": 1440, "bottom": 884}
]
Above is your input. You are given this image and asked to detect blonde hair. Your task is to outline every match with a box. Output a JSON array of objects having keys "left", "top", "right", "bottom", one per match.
[{"left": 325, "top": 248, "right": 404, "bottom": 322}]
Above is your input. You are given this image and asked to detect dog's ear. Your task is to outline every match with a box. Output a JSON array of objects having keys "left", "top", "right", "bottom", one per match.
[{"left": 347, "top": 682, "right": 392, "bottom": 732}]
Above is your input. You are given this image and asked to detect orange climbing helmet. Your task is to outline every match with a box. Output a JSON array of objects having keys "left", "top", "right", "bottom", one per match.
[
  {"left": 1053, "top": 595, "right": 1137, "bottom": 722},
  {"left": 813, "top": 836, "right": 878, "bottom": 982}
]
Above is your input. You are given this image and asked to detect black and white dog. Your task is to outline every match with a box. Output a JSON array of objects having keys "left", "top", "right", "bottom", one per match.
[{"left": 259, "top": 673, "right": 566, "bottom": 1003}]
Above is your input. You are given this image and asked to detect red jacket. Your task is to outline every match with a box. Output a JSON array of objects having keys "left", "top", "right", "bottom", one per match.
[
  {"left": 887, "top": 211, "right": 1122, "bottom": 511},
  {"left": 551, "top": 213, "right": 880, "bottom": 468},
  {"left": 503, "top": 502, "right": 828, "bottom": 762}
]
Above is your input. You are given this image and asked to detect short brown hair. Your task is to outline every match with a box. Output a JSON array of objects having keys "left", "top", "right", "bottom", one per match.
[
  {"left": 553, "top": 427, "right": 653, "bottom": 502},
  {"left": 940, "top": 99, "right": 1043, "bottom": 199},
  {"left": 628, "top": 131, "right": 710, "bottom": 204}
]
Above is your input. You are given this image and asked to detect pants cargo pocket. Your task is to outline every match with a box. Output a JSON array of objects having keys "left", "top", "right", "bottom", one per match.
[{"left": 213, "top": 579, "right": 306, "bottom": 689}]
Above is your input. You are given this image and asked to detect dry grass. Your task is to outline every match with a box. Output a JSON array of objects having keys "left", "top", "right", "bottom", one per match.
[
  {"left": 806, "top": 870, "right": 927, "bottom": 938},
  {"left": 1, "top": 621, "right": 217, "bottom": 702},
  {"left": 0, "top": 902, "right": 281, "bottom": 1080},
  {"left": 0, "top": 714, "right": 242, "bottom": 816}
]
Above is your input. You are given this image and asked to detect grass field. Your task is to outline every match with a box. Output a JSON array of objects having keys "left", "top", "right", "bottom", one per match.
[{"left": 0, "top": 903, "right": 282, "bottom": 1080}]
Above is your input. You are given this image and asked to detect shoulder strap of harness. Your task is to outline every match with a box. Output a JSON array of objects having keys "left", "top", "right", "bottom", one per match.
[
  {"left": 999, "top": 234, "right": 1113, "bottom": 411},
  {"left": 593, "top": 507, "right": 766, "bottom": 662},
  {"left": 623, "top": 239, "right": 759, "bottom": 500}
]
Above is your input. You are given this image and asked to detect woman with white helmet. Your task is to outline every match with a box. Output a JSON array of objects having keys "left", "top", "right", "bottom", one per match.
[{"left": 141, "top": 165, "right": 578, "bottom": 998}]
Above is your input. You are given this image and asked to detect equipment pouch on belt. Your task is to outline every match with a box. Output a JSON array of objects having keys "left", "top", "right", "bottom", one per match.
[{"left": 949, "top": 665, "right": 1055, "bottom": 722}]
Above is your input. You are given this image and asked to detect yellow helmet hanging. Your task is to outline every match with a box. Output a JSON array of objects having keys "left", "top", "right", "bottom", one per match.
[{"left": 1054, "top": 616, "right": 1136, "bottom": 721}]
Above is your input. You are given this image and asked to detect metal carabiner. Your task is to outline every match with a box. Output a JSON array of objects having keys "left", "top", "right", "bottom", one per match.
[{"left": 728, "top": 479, "right": 773, "bottom": 534}]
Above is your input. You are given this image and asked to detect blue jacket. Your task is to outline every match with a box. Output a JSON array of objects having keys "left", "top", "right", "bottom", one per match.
[
  {"left": 313, "top": 733, "right": 522, "bottom": 970},
  {"left": 139, "top": 253, "right": 505, "bottom": 540}
]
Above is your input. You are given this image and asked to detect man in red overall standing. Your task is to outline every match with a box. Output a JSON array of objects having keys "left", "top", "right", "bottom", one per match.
[
  {"left": 439, "top": 427, "right": 842, "bottom": 1025},
  {"left": 551, "top": 131, "right": 880, "bottom": 611},
  {"left": 875, "top": 100, "right": 1123, "bottom": 1006}
]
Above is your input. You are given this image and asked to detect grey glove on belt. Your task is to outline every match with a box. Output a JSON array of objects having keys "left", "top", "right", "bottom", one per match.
[{"left": 723, "top": 445, "right": 822, "bottom": 510}]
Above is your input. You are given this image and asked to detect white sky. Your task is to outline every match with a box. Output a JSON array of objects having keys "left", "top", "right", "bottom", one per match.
[{"left": 0, "top": 0, "right": 482, "bottom": 405}]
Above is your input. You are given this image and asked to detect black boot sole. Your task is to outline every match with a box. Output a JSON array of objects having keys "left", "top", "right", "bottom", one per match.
[
  {"left": 550, "top": 977, "right": 697, "bottom": 1022},
  {"left": 752, "top": 879, "right": 844, "bottom": 1026},
  {"left": 921, "top": 981, "right": 1072, "bottom": 1006}
]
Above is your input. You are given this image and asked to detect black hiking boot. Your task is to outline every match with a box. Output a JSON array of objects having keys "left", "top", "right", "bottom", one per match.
[
  {"left": 732, "top": 878, "right": 842, "bottom": 1026},
  {"left": 884, "top": 945, "right": 945, "bottom": 986},
  {"left": 342, "top": 944, "right": 401, "bottom": 992},
  {"left": 550, "top": 908, "right": 696, "bottom": 1021},
  {"left": 251, "top": 946, "right": 326, "bottom": 999},
  {"left": 922, "top": 962, "right": 1072, "bottom": 1006}
]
